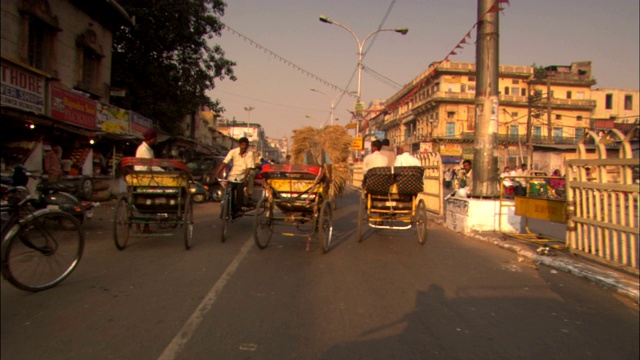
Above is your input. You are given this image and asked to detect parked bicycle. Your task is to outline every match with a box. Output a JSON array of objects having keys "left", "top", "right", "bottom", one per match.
[{"left": 1, "top": 185, "right": 84, "bottom": 292}]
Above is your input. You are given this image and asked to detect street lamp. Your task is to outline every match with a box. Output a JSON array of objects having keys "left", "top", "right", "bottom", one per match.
[
  {"left": 319, "top": 15, "right": 408, "bottom": 135},
  {"left": 310, "top": 88, "right": 338, "bottom": 126}
]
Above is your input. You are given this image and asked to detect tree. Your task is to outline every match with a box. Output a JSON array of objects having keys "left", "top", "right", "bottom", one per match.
[{"left": 111, "top": 0, "right": 236, "bottom": 134}]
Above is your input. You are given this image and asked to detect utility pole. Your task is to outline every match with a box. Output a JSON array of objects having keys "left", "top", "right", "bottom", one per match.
[
  {"left": 546, "top": 77, "right": 552, "bottom": 143},
  {"left": 472, "top": 0, "right": 500, "bottom": 197}
]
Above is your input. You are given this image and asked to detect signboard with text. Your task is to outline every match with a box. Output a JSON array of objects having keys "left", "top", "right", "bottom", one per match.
[
  {"left": 130, "top": 111, "right": 154, "bottom": 138},
  {"left": 97, "top": 103, "right": 130, "bottom": 134},
  {"left": 351, "top": 136, "right": 363, "bottom": 150},
  {"left": 49, "top": 84, "right": 96, "bottom": 129},
  {"left": 1, "top": 61, "right": 45, "bottom": 114}
]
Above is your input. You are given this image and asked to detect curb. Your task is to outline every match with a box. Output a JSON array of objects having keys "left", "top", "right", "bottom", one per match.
[{"left": 430, "top": 216, "right": 639, "bottom": 304}]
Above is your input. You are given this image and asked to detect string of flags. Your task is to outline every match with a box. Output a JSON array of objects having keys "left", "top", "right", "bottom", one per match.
[
  {"left": 223, "top": 24, "right": 354, "bottom": 97},
  {"left": 385, "top": 0, "right": 510, "bottom": 113}
]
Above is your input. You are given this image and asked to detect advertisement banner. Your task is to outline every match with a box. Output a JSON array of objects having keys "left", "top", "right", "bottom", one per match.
[
  {"left": 49, "top": 84, "right": 96, "bottom": 129},
  {"left": 97, "top": 103, "right": 130, "bottom": 134},
  {"left": 130, "top": 111, "right": 153, "bottom": 138},
  {"left": 1, "top": 61, "right": 45, "bottom": 114}
]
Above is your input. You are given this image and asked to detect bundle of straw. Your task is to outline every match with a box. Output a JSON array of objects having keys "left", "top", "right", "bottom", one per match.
[{"left": 290, "top": 125, "right": 352, "bottom": 201}]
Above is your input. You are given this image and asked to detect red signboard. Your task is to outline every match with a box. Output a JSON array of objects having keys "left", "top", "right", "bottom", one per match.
[{"left": 50, "top": 84, "right": 97, "bottom": 130}]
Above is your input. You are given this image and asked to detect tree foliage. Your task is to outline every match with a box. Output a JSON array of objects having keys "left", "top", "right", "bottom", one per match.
[{"left": 111, "top": 0, "right": 236, "bottom": 134}]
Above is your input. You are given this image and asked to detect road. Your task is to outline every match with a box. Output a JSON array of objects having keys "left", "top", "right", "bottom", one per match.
[{"left": 2, "top": 188, "right": 638, "bottom": 360}]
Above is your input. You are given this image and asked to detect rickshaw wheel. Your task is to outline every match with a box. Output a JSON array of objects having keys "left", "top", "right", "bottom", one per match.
[
  {"left": 253, "top": 197, "right": 272, "bottom": 249},
  {"left": 416, "top": 199, "right": 428, "bottom": 245},
  {"left": 220, "top": 189, "right": 230, "bottom": 243},
  {"left": 183, "top": 194, "right": 194, "bottom": 250},
  {"left": 357, "top": 193, "right": 366, "bottom": 243},
  {"left": 319, "top": 200, "right": 333, "bottom": 253},
  {"left": 114, "top": 197, "right": 131, "bottom": 250}
]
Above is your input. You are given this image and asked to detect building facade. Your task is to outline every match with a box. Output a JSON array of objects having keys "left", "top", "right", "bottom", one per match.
[{"left": 376, "top": 60, "right": 599, "bottom": 170}]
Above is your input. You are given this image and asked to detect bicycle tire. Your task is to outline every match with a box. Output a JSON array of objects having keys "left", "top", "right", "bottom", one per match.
[
  {"left": 183, "top": 194, "right": 193, "bottom": 250},
  {"left": 1, "top": 211, "right": 84, "bottom": 292},
  {"left": 220, "top": 187, "right": 231, "bottom": 243},
  {"left": 113, "top": 197, "right": 131, "bottom": 250},
  {"left": 319, "top": 200, "right": 333, "bottom": 253}
]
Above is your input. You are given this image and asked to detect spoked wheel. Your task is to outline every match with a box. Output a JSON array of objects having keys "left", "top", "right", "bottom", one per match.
[
  {"left": 318, "top": 200, "right": 333, "bottom": 253},
  {"left": 210, "top": 185, "right": 223, "bottom": 202},
  {"left": 1, "top": 211, "right": 84, "bottom": 292},
  {"left": 415, "top": 199, "right": 428, "bottom": 245},
  {"left": 219, "top": 189, "right": 230, "bottom": 243},
  {"left": 357, "top": 193, "right": 367, "bottom": 243},
  {"left": 113, "top": 197, "right": 132, "bottom": 250},
  {"left": 253, "top": 197, "right": 273, "bottom": 249},
  {"left": 183, "top": 194, "right": 194, "bottom": 250}
]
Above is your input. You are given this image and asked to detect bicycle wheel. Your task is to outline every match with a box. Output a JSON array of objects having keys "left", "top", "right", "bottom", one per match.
[
  {"left": 183, "top": 194, "right": 194, "bottom": 250},
  {"left": 357, "top": 193, "right": 366, "bottom": 243},
  {"left": 319, "top": 200, "right": 333, "bottom": 253},
  {"left": 253, "top": 197, "right": 272, "bottom": 249},
  {"left": 415, "top": 199, "right": 428, "bottom": 245},
  {"left": 1, "top": 211, "right": 84, "bottom": 292},
  {"left": 219, "top": 188, "right": 231, "bottom": 243},
  {"left": 113, "top": 197, "right": 131, "bottom": 250}
]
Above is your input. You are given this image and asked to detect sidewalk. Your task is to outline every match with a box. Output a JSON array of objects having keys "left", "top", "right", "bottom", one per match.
[{"left": 429, "top": 214, "right": 639, "bottom": 304}]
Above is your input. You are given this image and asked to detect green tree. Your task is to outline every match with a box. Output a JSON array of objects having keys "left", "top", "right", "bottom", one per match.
[{"left": 111, "top": 0, "right": 236, "bottom": 134}]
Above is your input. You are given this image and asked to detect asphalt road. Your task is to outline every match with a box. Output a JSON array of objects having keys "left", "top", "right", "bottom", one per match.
[{"left": 2, "top": 188, "right": 638, "bottom": 360}]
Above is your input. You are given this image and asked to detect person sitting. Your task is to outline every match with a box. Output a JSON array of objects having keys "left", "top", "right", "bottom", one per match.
[
  {"left": 362, "top": 140, "right": 389, "bottom": 174},
  {"left": 379, "top": 139, "right": 396, "bottom": 165},
  {"left": 394, "top": 144, "right": 421, "bottom": 167},
  {"left": 43, "top": 144, "right": 63, "bottom": 182}
]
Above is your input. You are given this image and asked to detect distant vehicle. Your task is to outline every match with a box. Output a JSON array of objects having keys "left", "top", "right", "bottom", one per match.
[{"left": 186, "top": 156, "right": 225, "bottom": 202}]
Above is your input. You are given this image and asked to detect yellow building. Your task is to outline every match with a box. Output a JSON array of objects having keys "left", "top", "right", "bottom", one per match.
[
  {"left": 591, "top": 88, "right": 639, "bottom": 124},
  {"left": 377, "top": 61, "right": 597, "bottom": 169}
]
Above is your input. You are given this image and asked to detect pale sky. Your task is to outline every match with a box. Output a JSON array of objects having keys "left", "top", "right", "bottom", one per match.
[{"left": 207, "top": 0, "right": 640, "bottom": 140}]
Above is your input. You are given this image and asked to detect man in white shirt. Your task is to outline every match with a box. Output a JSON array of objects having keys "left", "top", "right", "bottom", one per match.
[
  {"left": 394, "top": 144, "right": 421, "bottom": 167},
  {"left": 134, "top": 129, "right": 163, "bottom": 171},
  {"left": 379, "top": 139, "right": 396, "bottom": 165},
  {"left": 362, "top": 140, "right": 389, "bottom": 174},
  {"left": 515, "top": 163, "right": 528, "bottom": 196},
  {"left": 215, "top": 137, "right": 255, "bottom": 218}
]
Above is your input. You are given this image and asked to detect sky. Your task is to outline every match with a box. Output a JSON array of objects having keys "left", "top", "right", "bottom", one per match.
[{"left": 206, "top": 0, "right": 640, "bottom": 140}]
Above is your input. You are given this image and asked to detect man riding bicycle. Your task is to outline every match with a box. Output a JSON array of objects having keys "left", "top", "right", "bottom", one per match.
[{"left": 215, "top": 137, "right": 255, "bottom": 219}]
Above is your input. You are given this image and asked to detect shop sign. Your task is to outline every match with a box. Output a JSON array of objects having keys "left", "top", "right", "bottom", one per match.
[
  {"left": 50, "top": 84, "right": 96, "bottom": 129},
  {"left": 352, "top": 136, "right": 363, "bottom": 150},
  {"left": 130, "top": 111, "right": 153, "bottom": 138},
  {"left": 0, "top": 61, "right": 45, "bottom": 114},
  {"left": 420, "top": 141, "right": 432, "bottom": 153},
  {"left": 97, "top": 103, "right": 130, "bottom": 134}
]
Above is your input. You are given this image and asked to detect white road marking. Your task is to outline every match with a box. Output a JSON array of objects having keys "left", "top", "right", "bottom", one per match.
[{"left": 157, "top": 238, "right": 254, "bottom": 360}]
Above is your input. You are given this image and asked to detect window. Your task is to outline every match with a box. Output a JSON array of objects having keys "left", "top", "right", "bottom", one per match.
[
  {"left": 467, "top": 106, "right": 475, "bottom": 131},
  {"left": 20, "top": 1, "right": 60, "bottom": 74},
  {"left": 575, "top": 128, "right": 584, "bottom": 140},
  {"left": 504, "top": 87, "right": 510, "bottom": 95},
  {"left": 555, "top": 114, "right": 562, "bottom": 120},
  {"left": 566, "top": 91, "right": 572, "bottom": 99},
  {"left": 460, "top": 83, "right": 466, "bottom": 93},
  {"left": 446, "top": 83, "right": 456, "bottom": 92},
  {"left": 521, "top": 88, "right": 527, "bottom": 96},
  {"left": 447, "top": 111, "right": 455, "bottom": 119},
  {"left": 467, "top": 84, "right": 476, "bottom": 93},
  {"left": 576, "top": 91, "right": 585, "bottom": 99},
  {"left": 533, "top": 126, "right": 542, "bottom": 141},
  {"left": 512, "top": 79, "right": 520, "bottom": 85},
  {"left": 624, "top": 94, "right": 633, "bottom": 110},
  {"left": 509, "top": 125, "right": 518, "bottom": 140},
  {"left": 76, "top": 29, "right": 104, "bottom": 96},
  {"left": 577, "top": 115, "right": 583, "bottom": 121},
  {"left": 553, "top": 127, "right": 563, "bottom": 141},
  {"left": 511, "top": 87, "right": 519, "bottom": 96},
  {"left": 468, "top": 76, "right": 476, "bottom": 82},
  {"left": 511, "top": 112, "right": 519, "bottom": 118},
  {"left": 605, "top": 93, "right": 613, "bottom": 109},
  {"left": 446, "top": 122, "right": 455, "bottom": 136}
]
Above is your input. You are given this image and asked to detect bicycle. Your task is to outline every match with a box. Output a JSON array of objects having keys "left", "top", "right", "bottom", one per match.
[
  {"left": 218, "top": 178, "right": 263, "bottom": 242},
  {"left": 1, "top": 185, "right": 84, "bottom": 292}
]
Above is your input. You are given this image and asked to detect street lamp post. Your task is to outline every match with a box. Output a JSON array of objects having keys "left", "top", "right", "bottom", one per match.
[
  {"left": 319, "top": 15, "right": 408, "bottom": 136},
  {"left": 310, "top": 88, "right": 339, "bottom": 126}
]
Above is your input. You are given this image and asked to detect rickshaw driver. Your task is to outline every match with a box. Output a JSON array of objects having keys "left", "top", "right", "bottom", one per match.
[{"left": 215, "top": 137, "right": 255, "bottom": 219}]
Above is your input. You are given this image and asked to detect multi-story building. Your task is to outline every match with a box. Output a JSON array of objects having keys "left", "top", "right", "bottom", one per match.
[
  {"left": 378, "top": 60, "right": 598, "bottom": 170},
  {"left": 1, "top": 0, "right": 135, "bottom": 178},
  {"left": 590, "top": 88, "right": 639, "bottom": 126}
]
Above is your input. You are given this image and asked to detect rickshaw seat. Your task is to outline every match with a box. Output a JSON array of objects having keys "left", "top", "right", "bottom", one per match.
[{"left": 363, "top": 166, "right": 423, "bottom": 196}]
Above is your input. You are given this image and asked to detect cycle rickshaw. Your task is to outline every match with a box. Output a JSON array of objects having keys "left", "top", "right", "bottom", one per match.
[
  {"left": 113, "top": 157, "right": 194, "bottom": 250},
  {"left": 253, "top": 164, "right": 334, "bottom": 253},
  {"left": 358, "top": 166, "right": 428, "bottom": 244}
]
